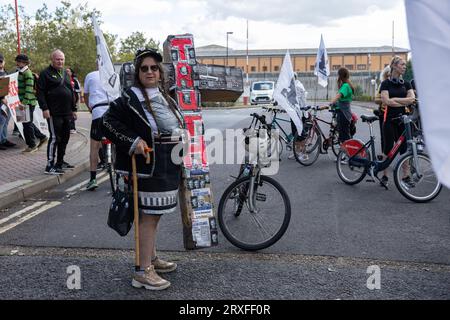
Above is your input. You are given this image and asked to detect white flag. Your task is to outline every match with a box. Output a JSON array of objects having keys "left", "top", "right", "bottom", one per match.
[
  {"left": 92, "top": 15, "right": 120, "bottom": 101},
  {"left": 405, "top": 0, "right": 450, "bottom": 188},
  {"left": 314, "top": 34, "right": 330, "bottom": 88},
  {"left": 273, "top": 51, "right": 303, "bottom": 134}
]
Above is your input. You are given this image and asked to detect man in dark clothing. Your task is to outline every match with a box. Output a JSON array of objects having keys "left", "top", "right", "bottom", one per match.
[{"left": 37, "top": 49, "right": 77, "bottom": 175}]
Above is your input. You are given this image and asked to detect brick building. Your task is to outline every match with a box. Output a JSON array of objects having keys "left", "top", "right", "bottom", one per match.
[{"left": 196, "top": 45, "right": 409, "bottom": 74}]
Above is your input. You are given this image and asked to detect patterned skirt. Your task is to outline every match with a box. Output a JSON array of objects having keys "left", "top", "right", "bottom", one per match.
[{"left": 136, "top": 136, "right": 181, "bottom": 215}]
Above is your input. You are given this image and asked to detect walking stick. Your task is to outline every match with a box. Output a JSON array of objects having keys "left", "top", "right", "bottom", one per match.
[
  {"left": 132, "top": 153, "right": 140, "bottom": 272},
  {"left": 132, "top": 147, "right": 152, "bottom": 272}
]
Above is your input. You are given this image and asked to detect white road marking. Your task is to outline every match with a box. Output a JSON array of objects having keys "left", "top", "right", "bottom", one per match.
[
  {"left": 0, "top": 201, "right": 46, "bottom": 226},
  {"left": 0, "top": 201, "right": 61, "bottom": 235},
  {"left": 65, "top": 172, "right": 107, "bottom": 192}
]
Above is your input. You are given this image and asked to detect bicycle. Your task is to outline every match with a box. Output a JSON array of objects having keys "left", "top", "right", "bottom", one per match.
[
  {"left": 261, "top": 105, "right": 296, "bottom": 157},
  {"left": 336, "top": 109, "right": 441, "bottom": 203},
  {"left": 217, "top": 113, "right": 291, "bottom": 251},
  {"left": 292, "top": 105, "right": 341, "bottom": 166},
  {"left": 101, "top": 138, "right": 116, "bottom": 193}
]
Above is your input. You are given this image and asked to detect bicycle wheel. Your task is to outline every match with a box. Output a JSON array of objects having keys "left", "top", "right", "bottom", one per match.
[
  {"left": 293, "top": 127, "right": 321, "bottom": 166},
  {"left": 218, "top": 175, "right": 291, "bottom": 251},
  {"left": 393, "top": 152, "right": 442, "bottom": 203},
  {"left": 336, "top": 150, "right": 367, "bottom": 185},
  {"left": 330, "top": 130, "right": 340, "bottom": 158}
]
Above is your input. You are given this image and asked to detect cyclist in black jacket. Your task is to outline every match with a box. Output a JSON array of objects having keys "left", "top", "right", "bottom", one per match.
[{"left": 37, "top": 49, "right": 77, "bottom": 175}]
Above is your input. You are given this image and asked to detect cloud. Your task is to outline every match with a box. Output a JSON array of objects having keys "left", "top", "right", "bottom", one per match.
[
  {"left": 204, "top": 0, "right": 400, "bottom": 26},
  {"left": 7, "top": 0, "right": 409, "bottom": 50}
]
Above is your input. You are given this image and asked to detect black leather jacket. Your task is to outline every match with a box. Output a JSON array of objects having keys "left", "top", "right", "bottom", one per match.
[{"left": 101, "top": 88, "right": 184, "bottom": 177}]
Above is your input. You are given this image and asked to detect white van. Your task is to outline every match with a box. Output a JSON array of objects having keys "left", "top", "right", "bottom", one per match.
[{"left": 250, "top": 81, "right": 276, "bottom": 105}]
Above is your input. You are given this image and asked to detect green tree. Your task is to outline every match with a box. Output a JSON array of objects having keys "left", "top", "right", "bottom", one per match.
[
  {"left": 0, "top": 2, "right": 117, "bottom": 84},
  {"left": 0, "top": 2, "right": 159, "bottom": 84},
  {"left": 117, "top": 31, "right": 160, "bottom": 63},
  {"left": 404, "top": 59, "right": 414, "bottom": 83}
]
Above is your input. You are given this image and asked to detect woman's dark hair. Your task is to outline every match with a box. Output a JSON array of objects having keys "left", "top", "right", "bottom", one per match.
[
  {"left": 133, "top": 54, "right": 183, "bottom": 127},
  {"left": 337, "top": 67, "right": 355, "bottom": 93}
]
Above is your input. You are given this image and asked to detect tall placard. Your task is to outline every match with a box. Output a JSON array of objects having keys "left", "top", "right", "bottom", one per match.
[{"left": 163, "top": 34, "right": 218, "bottom": 249}]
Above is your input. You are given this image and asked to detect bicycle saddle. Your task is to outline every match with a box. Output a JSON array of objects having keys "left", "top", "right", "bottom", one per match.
[{"left": 361, "top": 115, "right": 379, "bottom": 123}]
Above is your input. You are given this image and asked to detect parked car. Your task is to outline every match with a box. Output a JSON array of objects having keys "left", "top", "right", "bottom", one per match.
[{"left": 250, "top": 81, "right": 276, "bottom": 105}]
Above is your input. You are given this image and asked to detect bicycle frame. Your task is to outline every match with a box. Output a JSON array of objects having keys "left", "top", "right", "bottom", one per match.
[
  {"left": 306, "top": 108, "right": 338, "bottom": 152},
  {"left": 345, "top": 115, "right": 420, "bottom": 178},
  {"left": 267, "top": 109, "right": 292, "bottom": 143}
]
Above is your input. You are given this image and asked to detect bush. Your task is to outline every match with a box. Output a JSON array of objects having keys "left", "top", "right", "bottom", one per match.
[{"left": 354, "top": 85, "right": 364, "bottom": 97}]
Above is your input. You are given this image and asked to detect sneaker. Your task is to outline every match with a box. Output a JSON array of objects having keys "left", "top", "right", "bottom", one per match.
[
  {"left": 152, "top": 257, "right": 177, "bottom": 273},
  {"left": 2, "top": 140, "right": 16, "bottom": 148},
  {"left": 380, "top": 175, "right": 389, "bottom": 186},
  {"left": 61, "top": 161, "right": 75, "bottom": 170},
  {"left": 0, "top": 145, "right": 6, "bottom": 150},
  {"left": 22, "top": 146, "right": 38, "bottom": 154},
  {"left": 37, "top": 137, "right": 48, "bottom": 149},
  {"left": 97, "top": 162, "right": 106, "bottom": 171},
  {"left": 45, "top": 165, "right": 64, "bottom": 175},
  {"left": 401, "top": 176, "right": 415, "bottom": 189},
  {"left": 132, "top": 266, "right": 171, "bottom": 290},
  {"left": 85, "top": 179, "right": 98, "bottom": 191}
]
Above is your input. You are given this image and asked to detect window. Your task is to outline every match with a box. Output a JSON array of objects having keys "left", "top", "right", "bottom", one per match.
[
  {"left": 357, "top": 64, "right": 367, "bottom": 70},
  {"left": 310, "top": 65, "right": 315, "bottom": 71},
  {"left": 345, "top": 65, "right": 354, "bottom": 70},
  {"left": 252, "top": 82, "right": 274, "bottom": 90},
  {"left": 262, "top": 66, "right": 268, "bottom": 72},
  {"left": 251, "top": 66, "right": 256, "bottom": 72},
  {"left": 332, "top": 65, "right": 341, "bottom": 70},
  {"left": 274, "top": 66, "right": 279, "bottom": 72}
]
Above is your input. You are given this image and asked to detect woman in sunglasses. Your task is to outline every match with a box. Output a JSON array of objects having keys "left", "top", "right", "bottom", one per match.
[
  {"left": 379, "top": 55, "right": 416, "bottom": 185},
  {"left": 102, "top": 48, "right": 184, "bottom": 290}
]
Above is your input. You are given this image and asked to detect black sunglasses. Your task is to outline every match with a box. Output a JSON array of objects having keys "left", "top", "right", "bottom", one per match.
[{"left": 140, "top": 64, "right": 159, "bottom": 73}]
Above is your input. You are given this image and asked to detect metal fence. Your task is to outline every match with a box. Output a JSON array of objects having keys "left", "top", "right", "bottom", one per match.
[{"left": 242, "top": 72, "right": 379, "bottom": 101}]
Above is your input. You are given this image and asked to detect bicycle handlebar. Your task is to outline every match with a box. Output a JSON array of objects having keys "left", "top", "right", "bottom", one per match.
[
  {"left": 262, "top": 106, "right": 286, "bottom": 113},
  {"left": 250, "top": 113, "right": 267, "bottom": 124},
  {"left": 300, "top": 105, "right": 329, "bottom": 112}
]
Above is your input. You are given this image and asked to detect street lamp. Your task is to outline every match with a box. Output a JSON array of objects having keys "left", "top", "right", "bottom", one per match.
[{"left": 226, "top": 31, "right": 233, "bottom": 66}]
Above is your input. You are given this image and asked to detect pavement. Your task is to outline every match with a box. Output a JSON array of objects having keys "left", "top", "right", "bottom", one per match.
[
  {"left": 0, "top": 113, "right": 91, "bottom": 209},
  {"left": 0, "top": 100, "right": 377, "bottom": 210}
]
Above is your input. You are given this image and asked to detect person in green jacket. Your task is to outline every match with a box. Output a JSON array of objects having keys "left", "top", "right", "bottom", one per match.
[
  {"left": 15, "top": 54, "right": 48, "bottom": 153},
  {"left": 330, "top": 67, "right": 355, "bottom": 144}
]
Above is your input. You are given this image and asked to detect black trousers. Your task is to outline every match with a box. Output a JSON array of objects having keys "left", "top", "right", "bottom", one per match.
[
  {"left": 46, "top": 115, "right": 71, "bottom": 166},
  {"left": 23, "top": 105, "right": 46, "bottom": 148},
  {"left": 337, "top": 109, "right": 351, "bottom": 143}
]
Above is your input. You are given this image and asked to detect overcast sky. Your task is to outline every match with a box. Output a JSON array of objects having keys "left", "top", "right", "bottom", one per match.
[{"left": 6, "top": 0, "right": 410, "bottom": 50}]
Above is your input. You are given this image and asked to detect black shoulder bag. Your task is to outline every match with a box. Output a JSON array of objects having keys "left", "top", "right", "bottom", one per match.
[{"left": 107, "top": 172, "right": 134, "bottom": 236}]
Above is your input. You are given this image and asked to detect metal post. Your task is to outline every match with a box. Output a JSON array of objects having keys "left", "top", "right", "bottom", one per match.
[
  {"left": 15, "top": 0, "right": 21, "bottom": 54},
  {"left": 226, "top": 31, "right": 233, "bottom": 66},
  {"left": 246, "top": 20, "right": 249, "bottom": 85}
]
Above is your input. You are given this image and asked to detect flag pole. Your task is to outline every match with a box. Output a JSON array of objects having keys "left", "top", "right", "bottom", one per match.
[{"left": 14, "top": 0, "right": 21, "bottom": 54}]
